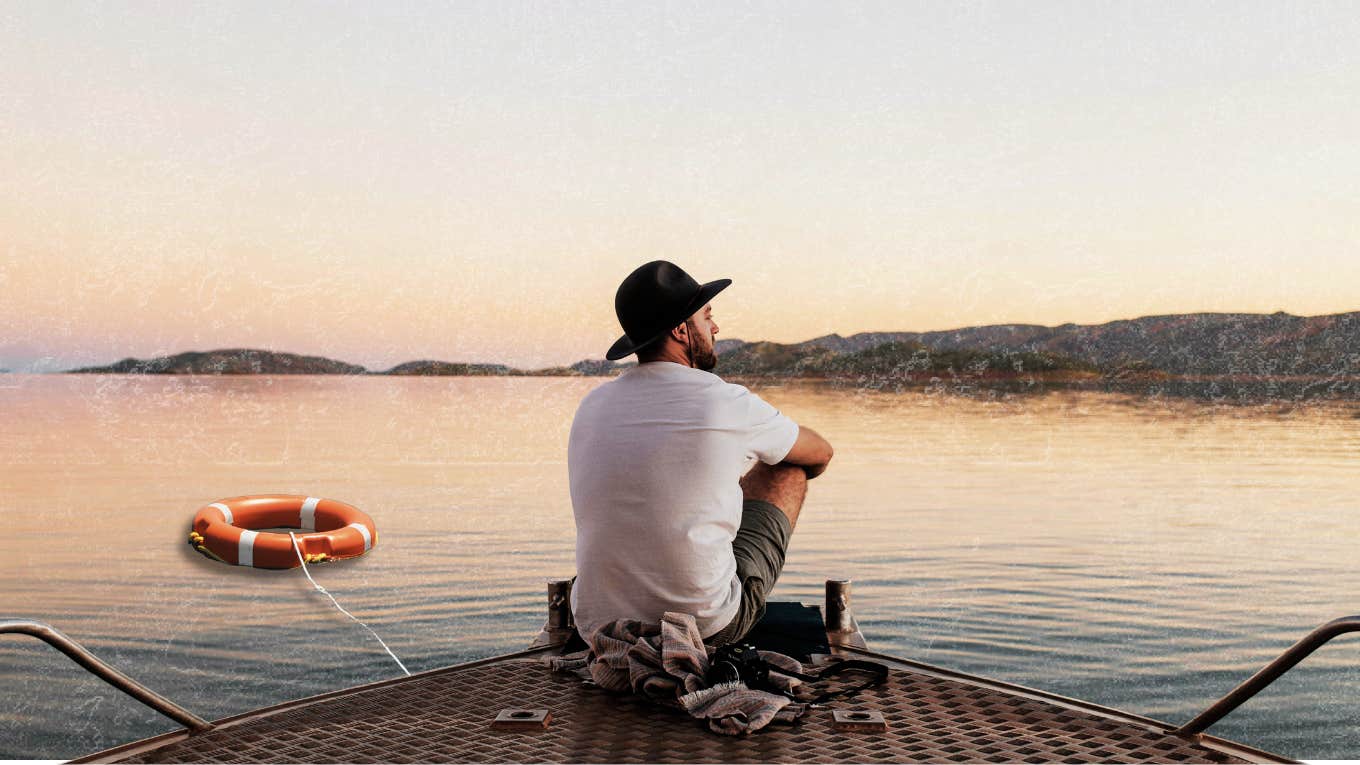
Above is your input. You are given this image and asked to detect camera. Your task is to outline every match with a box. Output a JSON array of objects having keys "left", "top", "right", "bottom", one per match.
[{"left": 707, "top": 642, "right": 770, "bottom": 688}]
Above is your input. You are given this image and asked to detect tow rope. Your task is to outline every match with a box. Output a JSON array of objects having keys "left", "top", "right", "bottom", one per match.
[{"left": 289, "top": 532, "right": 411, "bottom": 676}]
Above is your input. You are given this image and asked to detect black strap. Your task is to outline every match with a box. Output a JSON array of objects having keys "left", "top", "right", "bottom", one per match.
[{"left": 767, "top": 659, "right": 889, "bottom": 705}]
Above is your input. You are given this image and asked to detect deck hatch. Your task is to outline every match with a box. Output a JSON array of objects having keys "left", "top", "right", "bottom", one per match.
[{"left": 492, "top": 708, "right": 551, "bottom": 729}]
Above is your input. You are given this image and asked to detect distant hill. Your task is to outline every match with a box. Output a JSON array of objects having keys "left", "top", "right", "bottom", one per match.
[
  {"left": 716, "top": 339, "right": 1098, "bottom": 378},
  {"left": 69, "top": 349, "right": 366, "bottom": 375},
  {"left": 64, "top": 348, "right": 630, "bottom": 377},
  {"left": 714, "top": 311, "right": 1360, "bottom": 379},
  {"left": 57, "top": 312, "right": 1360, "bottom": 386},
  {"left": 384, "top": 360, "right": 514, "bottom": 376},
  {"left": 508, "top": 359, "right": 633, "bottom": 376},
  {"left": 713, "top": 338, "right": 749, "bottom": 356},
  {"left": 944, "top": 312, "right": 1360, "bottom": 377},
  {"left": 572, "top": 358, "right": 633, "bottom": 376}
]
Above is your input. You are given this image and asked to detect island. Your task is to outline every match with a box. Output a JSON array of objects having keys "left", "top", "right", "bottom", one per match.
[{"left": 60, "top": 311, "right": 1359, "bottom": 400}]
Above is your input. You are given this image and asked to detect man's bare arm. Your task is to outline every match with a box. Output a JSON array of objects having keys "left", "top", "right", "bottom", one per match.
[{"left": 782, "top": 425, "right": 834, "bottom": 479}]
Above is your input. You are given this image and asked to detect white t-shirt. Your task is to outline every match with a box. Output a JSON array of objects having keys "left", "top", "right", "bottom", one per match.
[{"left": 568, "top": 361, "right": 801, "bottom": 640}]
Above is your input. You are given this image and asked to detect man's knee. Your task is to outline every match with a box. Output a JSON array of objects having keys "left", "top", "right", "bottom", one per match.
[
  {"left": 741, "top": 462, "right": 807, "bottom": 522},
  {"left": 742, "top": 460, "right": 805, "bottom": 494}
]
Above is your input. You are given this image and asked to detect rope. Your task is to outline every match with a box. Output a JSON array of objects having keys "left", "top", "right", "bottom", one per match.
[{"left": 289, "top": 532, "right": 411, "bottom": 676}]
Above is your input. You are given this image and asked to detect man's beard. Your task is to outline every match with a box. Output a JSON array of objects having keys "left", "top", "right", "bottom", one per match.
[{"left": 687, "top": 336, "right": 718, "bottom": 371}]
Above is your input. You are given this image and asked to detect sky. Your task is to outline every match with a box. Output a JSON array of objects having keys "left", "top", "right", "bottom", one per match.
[{"left": 2, "top": 1, "right": 1358, "bottom": 372}]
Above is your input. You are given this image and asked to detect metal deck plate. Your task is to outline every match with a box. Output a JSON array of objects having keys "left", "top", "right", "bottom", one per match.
[{"left": 85, "top": 657, "right": 1277, "bottom": 764}]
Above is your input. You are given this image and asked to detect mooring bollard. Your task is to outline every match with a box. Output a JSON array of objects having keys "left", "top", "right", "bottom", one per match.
[
  {"left": 825, "top": 578, "right": 868, "bottom": 649},
  {"left": 547, "top": 578, "right": 573, "bottom": 631},
  {"left": 530, "top": 578, "right": 576, "bottom": 648}
]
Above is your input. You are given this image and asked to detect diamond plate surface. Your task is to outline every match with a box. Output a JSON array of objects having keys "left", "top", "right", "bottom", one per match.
[{"left": 104, "top": 660, "right": 1261, "bottom": 764}]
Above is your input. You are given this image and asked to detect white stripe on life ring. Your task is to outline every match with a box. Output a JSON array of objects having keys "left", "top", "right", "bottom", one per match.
[
  {"left": 239, "top": 530, "right": 258, "bottom": 567},
  {"left": 300, "top": 497, "right": 320, "bottom": 531},
  {"left": 210, "top": 502, "right": 233, "bottom": 525},
  {"left": 347, "top": 522, "right": 372, "bottom": 552}
]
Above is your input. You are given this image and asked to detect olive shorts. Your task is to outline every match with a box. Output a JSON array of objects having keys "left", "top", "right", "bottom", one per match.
[{"left": 703, "top": 499, "right": 793, "bottom": 648}]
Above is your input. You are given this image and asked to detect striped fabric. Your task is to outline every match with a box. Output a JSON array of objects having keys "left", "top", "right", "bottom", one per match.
[{"left": 550, "top": 612, "right": 805, "bottom": 735}]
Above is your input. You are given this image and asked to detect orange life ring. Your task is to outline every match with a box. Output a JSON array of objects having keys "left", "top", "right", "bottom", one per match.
[{"left": 188, "top": 495, "right": 377, "bottom": 569}]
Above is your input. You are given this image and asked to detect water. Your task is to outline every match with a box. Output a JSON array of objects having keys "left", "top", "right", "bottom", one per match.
[{"left": 1, "top": 374, "right": 1357, "bottom": 759}]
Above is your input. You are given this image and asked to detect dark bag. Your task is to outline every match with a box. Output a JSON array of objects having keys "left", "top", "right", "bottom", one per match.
[{"left": 707, "top": 642, "right": 889, "bottom": 706}]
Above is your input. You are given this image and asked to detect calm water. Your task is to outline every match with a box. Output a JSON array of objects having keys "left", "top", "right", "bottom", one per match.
[{"left": 1, "top": 374, "right": 1357, "bottom": 759}]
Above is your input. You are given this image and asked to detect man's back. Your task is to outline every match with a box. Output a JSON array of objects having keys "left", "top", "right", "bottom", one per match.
[{"left": 568, "top": 361, "right": 799, "bottom": 640}]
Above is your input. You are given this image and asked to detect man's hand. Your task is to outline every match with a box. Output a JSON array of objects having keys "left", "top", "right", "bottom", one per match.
[{"left": 781, "top": 425, "right": 834, "bottom": 479}]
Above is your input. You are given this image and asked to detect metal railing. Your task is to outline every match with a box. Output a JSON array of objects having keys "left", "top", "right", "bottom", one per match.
[
  {"left": 0, "top": 619, "right": 211, "bottom": 732},
  {"left": 1177, "top": 615, "right": 1360, "bottom": 737}
]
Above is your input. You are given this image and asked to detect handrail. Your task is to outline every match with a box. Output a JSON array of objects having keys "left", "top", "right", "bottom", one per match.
[
  {"left": 0, "top": 619, "right": 211, "bottom": 732},
  {"left": 1177, "top": 615, "right": 1360, "bottom": 737}
]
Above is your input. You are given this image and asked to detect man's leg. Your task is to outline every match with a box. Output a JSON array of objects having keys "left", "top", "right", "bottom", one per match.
[
  {"left": 705, "top": 463, "right": 809, "bottom": 648},
  {"left": 740, "top": 461, "right": 808, "bottom": 529}
]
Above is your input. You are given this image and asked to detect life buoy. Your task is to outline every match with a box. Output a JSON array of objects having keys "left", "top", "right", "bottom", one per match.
[{"left": 188, "top": 495, "right": 377, "bottom": 569}]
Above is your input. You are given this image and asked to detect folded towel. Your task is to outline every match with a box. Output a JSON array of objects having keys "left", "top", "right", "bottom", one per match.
[{"left": 548, "top": 611, "right": 806, "bottom": 735}]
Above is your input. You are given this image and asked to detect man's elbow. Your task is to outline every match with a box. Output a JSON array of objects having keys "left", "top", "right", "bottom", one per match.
[
  {"left": 784, "top": 426, "right": 834, "bottom": 476},
  {"left": 805, "top": 440, "right": 833, "bottom": 478}
]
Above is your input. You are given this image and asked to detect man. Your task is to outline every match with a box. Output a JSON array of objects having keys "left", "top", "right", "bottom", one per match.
[{"left": 568, "top": 260, "right": 834, "bottom": 648}]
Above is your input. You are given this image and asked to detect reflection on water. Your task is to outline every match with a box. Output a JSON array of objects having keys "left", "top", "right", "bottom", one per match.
[{"left": 1, "top": 374, "right": 1357, "bottom": 759}]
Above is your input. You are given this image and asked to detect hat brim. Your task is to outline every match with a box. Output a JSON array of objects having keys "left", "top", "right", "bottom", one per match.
[{"left": 605, "top": 278, "right": 731, "bottom": 361}]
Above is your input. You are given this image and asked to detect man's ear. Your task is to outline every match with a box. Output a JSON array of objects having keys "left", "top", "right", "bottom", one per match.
[{"left": 671, "top": 322, "right": 689, "bottom": 344}]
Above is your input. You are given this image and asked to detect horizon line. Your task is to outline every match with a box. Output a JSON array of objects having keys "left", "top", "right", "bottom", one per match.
[{"left": 8, "top": 307, "right": 1355, "bottom": 375}]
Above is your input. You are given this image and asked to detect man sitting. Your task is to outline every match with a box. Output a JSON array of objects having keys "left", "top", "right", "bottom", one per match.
[{"left": 568, "top": 261, "right": 834, "bottom": 647}]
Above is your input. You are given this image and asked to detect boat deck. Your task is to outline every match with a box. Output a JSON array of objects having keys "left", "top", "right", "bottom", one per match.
[{"left": 75, "top": 643, "right": 1291, "bottom": 764}]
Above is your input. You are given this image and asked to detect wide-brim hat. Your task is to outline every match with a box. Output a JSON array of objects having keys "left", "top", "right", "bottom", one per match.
[{"left": 606, "top": 261, "right": 731, "bottom": 361}]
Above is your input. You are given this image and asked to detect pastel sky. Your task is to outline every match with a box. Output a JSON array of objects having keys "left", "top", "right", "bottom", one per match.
[{"left": 3, "top": 2, "right": 1358, "bottom": 372}]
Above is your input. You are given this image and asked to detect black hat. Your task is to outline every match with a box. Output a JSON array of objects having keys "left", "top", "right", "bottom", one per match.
[{"left": 606, "top": 261, "right": 731, "bottom": 361}]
